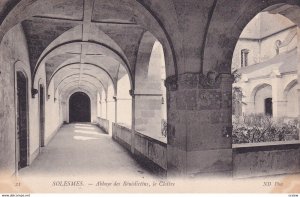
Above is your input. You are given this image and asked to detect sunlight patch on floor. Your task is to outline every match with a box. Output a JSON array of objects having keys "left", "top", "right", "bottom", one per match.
[
  {"left": 74, "top": 129, "right": 106, "bottom": 136},
  {"left": 73, "top": 135, "right": 101, "bottom": 141}
]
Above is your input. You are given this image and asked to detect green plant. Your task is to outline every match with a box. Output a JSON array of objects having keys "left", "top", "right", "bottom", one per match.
[
  {"left": 161, "top": 119, "right": 167, "bottom": 137},
  {"left": 232, "top": 114, "right": 299, "bottom": 144}
]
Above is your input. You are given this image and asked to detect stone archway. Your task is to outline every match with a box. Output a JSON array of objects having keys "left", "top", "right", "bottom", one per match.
[{"left": 69, "top": 92, "right": 91, "bottom": 123}]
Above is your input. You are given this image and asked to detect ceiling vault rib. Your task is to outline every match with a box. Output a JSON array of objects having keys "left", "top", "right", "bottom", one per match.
[
  {"left": 32, "top": 16, "right": 83, "bottom": 23},
  {"left": 34, "top": 40, "right": 130, "bottom": 85},
  {"left": 54, "top": 73, "right": 105, "bottom": 96},
  {"left": 32, "top": 15, "right": 138, "bottom": 26},
  {"left": 59, "top": 79, "right": 100, "bottom": 95},
  {"left": 79, "top": 0, "right": 95, "bottom": 86},
  {"left": 79, "top": 43, "right": 84, "bottom": 86},
  {"left": 47, "top": 62, "right": 115, "bottom": 92}
]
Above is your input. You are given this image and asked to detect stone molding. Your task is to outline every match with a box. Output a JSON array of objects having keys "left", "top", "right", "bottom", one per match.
[
  {"left": 31, "top": 88, "right": 38, "bottom": 98},
  {"left": 164, "top": 75, "right": 178, "bottom": 91},
  {"left": 165, "top": 72, "right": 234, "bottom": 91}
]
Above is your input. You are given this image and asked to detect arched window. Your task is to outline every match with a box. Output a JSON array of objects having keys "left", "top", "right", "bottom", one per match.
[
  {"left": 264, "top": 98, "right": 273, "bottom": 117},
  {"left": 241, "top": 49, "right": 249, "bottom": 67}
]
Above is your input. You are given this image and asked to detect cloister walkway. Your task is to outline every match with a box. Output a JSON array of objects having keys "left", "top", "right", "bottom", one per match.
[{"left": 17, "top": 123, "right": 155, "bottom": 192}]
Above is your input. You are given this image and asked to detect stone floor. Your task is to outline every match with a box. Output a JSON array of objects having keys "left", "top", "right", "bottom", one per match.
[
  {"left": 9, "top": 123, "right": 300, "bottom": 193},
  {"left": 17, "top": 123, "right": 156, "bottom": 192}
]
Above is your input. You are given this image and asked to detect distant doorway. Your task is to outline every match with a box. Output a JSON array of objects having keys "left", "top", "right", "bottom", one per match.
[
  {"left": 39, "top": 85, "right": 45, "bottom": 147},
  {"left": 16, "top": 71, "right": 28, "bottom": 169},
  {"left": 69, "top": 92, "right": 91, "bottom": 123},
  {"left": 265, "top": 98, "right": 273, "bottom": 116}
]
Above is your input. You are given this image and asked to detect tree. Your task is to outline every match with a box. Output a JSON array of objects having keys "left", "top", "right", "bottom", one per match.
[{"left": 232, "top": 69, "right": 246, "bottom": 116}]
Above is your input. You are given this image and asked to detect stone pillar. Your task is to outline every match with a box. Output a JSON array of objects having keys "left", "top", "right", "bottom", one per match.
[
  {"left": 130, "top": 89, "right": 163, "bottom": 152},
  {"left": 130, "top": 90, "right": 136, "bottom": 154},
  {"left": 166, "top": 72, "right": 233, "bottom": 177},
  {"left": 243, "top": 101, "right": 254, "bottom": 115},
  {"left": 272, "top": 100, "right": 286, "bottom": 118},
  {"left": 90, "top": 94, "right": 98, "bottom": 123},
  {"left": 106, "top": 97, "right": 115, "bottom": 133},
  {"left": 99, "top": 101, "right": 102, "bottom": 117},
  {"left": 105, "top": 99, "right": 108, "bottom": 119},
  {"left": 240, "top": 81, "right": 254, "bottom": 115},
  {"left": 113, "top": 96, "right": 117, "bottom": 123},
  {"left": 271, "top": 71, "right": 286, "bottom": 118},
  {"left": 132, "top": 91, "right": 162, "bottom": 138}
]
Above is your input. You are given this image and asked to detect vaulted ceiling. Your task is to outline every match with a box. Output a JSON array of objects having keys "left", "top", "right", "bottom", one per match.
[
  {"left": 9, "top": 0, "right": 171, "bottom": 99},
  {"left": 4, "top": 0, "right": 300, "bottom": 96}
]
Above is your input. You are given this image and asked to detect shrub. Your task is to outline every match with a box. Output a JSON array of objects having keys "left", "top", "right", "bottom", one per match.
[
  {"left": 232, "top": 114, "right": 299, "bottom": 144},
  {"left": 161, "top": 119, "right": 167, "bottom": 137}
]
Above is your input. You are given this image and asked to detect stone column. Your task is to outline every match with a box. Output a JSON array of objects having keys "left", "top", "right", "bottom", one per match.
[
  {"left": 240, "top": 82, "right": 254, "bottom": 115},
  {"left": 243, "top": 101, "right": 255, "bottom": 115},
  {"left": 113, "top": 96, "right": 117, "bottom": 123},
  {"left": 106, "top": 97, "right": 115, "bottom": 133},
  {"left": 99, "top": 100, "right": 102, "bottom": 117},
  {"left": 105, "top": 98, "right": 108, "bottom": 119},
  {"left": 271, "top": 71, "right": 286, "bottom": 118},
  {"left": 166, "top": 72, "right": 233, "bottom": 177},
  {"left": 133, "top": 92, "right": 162, "bottom": 137},
  {"left": 130, "top": 89, "right": 164, "bottom": 151},
  {"left": 130, "top": 90, "right": 136, "bottom": 154}
]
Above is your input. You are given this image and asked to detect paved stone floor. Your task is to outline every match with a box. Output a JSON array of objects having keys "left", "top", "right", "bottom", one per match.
[
  {"left": 17, "top": 123, "right": 156, "bottom": 192},
  {"left": 9, "top": 123, "right": 300, "bottom": 193}
]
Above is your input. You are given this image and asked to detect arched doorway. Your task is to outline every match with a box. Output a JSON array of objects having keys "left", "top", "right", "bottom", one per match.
[
  {"left": 265, "top": 98, "right": 273, "bottom": 116},
  {"left": 69, "top": 92, "right": 91, "bottom": 123},
  {"left": 16, "top": 71, "right": 28, "bottom": 169}
]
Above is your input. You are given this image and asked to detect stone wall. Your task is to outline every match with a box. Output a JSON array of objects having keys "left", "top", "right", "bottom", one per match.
[
  {"left": 45, "top": 80, "right": 62, "bottom": 145},
  {"left": 96, "top": 117, "right": 109, "bottom": 134},
  {"left": 134, "top": 132, "right": 167, "bottom": 170},
  {"left": 254, "top": 85, "right": 272, "bottom": 114},
  {"left": 233, "top": 141, "right": 300, "bottom": 178},
  {"left": 112, "top": 123, "right": 167, "bottom": 174},
  {"left": 0, "top": 24, "right": 64, "bottom": 176},
  {"left": 0, "top": 24, "right": 30, "bottom": 176},
  {"left": 112, "top": 123, "right": 132, "bottom": 151},
  {"left": 134, "top": 95, "right": 162, "bottom": 138}
]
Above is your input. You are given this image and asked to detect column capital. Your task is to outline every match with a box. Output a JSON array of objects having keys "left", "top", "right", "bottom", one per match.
[
  {"left": 172, "top": 71, "right": 234, "bottom": 90},
  {"left": 199, "top": 71, "right": 234, "bottom": 89},
  {"left": 164, "top": 75, "right": 178, "bottom": 91},
  {"left": 31, "top": 88, "right": 38, "bottom": 98},
  {"left": 129, "top": 89, "right": 162, "bottom": 96},
  {"left": 129, "top": 89, "right": 134, "bottom": 96},
  {"left": 164, "top": 72, "right": 234, "bottom": 91},
  {"left": 270, "top": 69, "right": 282, "bottom": 78}
]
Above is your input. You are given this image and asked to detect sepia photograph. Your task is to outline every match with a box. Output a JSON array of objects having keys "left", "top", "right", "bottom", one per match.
[{"left": 0, "top": 0, "right": 300, "bottom": 195}]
